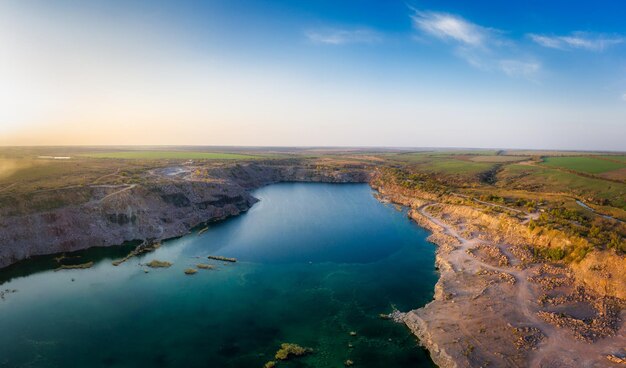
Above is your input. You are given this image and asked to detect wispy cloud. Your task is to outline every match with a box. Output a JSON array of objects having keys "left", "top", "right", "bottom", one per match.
[
  {"left": 411, "top": 10, "right": 491, "bottom": 47},
  {"left": 498, "top": 60, "right": 541, "bottom": 78},
  {"left": 305, "top": 28, "right": 381, "bottom": 45},
  {"left": 622, "top": 93, "right": 626, "bottom": 102},
  {"left": 529, "top": 32, "right": 623, "bottom": 51},
  {"left": 411, "top": 9, "right": 539, "bottom": 79}
]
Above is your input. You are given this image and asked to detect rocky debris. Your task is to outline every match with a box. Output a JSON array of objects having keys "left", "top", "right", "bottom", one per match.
[
  {"left": 536, "top": 304, "right": 620, "bottom": 342},
  {"left": 537, "top": 282, "right": 623, "bottom": 342},
  {"left": 527, "top": 264, "right": 574, "bottom": 290},
  {"left": 508, "top": 244, "right": 535, "bottom": 267},
  {"left": 538, "top": 293, "right": 567, "bottom": 306},
  {"left": 263, "top": 361, "right": 276, "bottom": 368},
  {"left": 606, "top": 354, "right": 626, "bottom": 365},
  {"left": 349, "top": 331, "right": 357, "bottom": 336},
  {"left": 54, "top": 261, "right": 94, "bottom": 271},
  {"left": 512, "top": 326, "right": 545, "bottom": 350},
  {"left": 344, "top": 359, "right": 354, "bottom": 366},
  {"left": 476, "top": 268, "right": 516, "bottom": 284},
  {"left": 387, "top": 310, "right": 406, "bottom": 323},
  {"left": 466, "top": 244, "right": 509, "bottom": 267},
  {"left": 539, "top": 285, "right": 590, "bottom": 306}
]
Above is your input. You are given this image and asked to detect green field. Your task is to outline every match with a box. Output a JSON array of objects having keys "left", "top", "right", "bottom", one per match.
[
  {"left": 499, "top": 164, "right": 626, "bottom": 209},
  {"left": 83, "top": 151, "right": 260, "bottom": 160},
  {"left": 598, "top": 155, "right": 626, "bottom": 163},
  {"left": 541, "top": 156, "right": 625, "bottom": 174},
  {"left": 470, "top": 155, "right": 530, "bottom": 163},
  {"left": 425, "top": 158, "right": 495, "bottom": 174},
  {"left": 392, "top": 154, "right": 495, "bottom": 175}
]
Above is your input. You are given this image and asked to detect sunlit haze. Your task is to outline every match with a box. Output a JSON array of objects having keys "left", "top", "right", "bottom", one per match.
[{"left": 1, "top": 0, "right": 625, "bottom": 150}]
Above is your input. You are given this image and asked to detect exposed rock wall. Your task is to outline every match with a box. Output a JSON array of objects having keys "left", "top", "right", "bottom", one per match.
[{"left": 0, "top": 163, "right": 371, "bottom": 268}]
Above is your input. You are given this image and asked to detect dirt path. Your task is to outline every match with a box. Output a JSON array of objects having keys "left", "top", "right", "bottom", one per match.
[
  {"left": 91, "top": 168, "right": 121, "bottom": 184},
  {"left": 0, "top": 183, "right": 16, "bottom": 193},
  {"left": 98, "top": 184, "right": 137, "bottom": 203},
  {"left": 452, "top": 193, "right": 526, "bottom": 214}
]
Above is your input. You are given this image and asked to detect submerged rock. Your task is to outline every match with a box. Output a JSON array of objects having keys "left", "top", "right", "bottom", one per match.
[
  {"left": 208, "top": 255, "right": 237, "bottom": 263},
  {"left": 146, "top": 260, "right": 172, "bottom": 268},
  {"left": 274, "top": 343, "right": 313, "bottom": 361},
  {"left": 196, "top": 263, "right": 215, "bottom": 270},
  {"left": 0, "top": 289, "right": 17, "bottom": 300},
  {"left": 54, "top": 261, "right": 94, "bottom": 271},
  {"left": 184, "top": 268, "right": 197, "bottom": 275},
  {"left": 112, "top": 242, "right": 160, "bottom": 266}
]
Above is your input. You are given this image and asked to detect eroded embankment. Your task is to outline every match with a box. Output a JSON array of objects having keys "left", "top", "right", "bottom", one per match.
[
  {"left": 0, "top": 163, "right": 370, "bottom": 269},
  {"left": 372, "top": 176, "right": 626, "bottom": 368}
]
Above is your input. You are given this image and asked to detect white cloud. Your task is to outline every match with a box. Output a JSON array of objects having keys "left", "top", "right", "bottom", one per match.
[
  {"left": 411, "top": 10, "right": 490, "bottom": 47},
  {"left": 498, "top": 60, "right": 541, "bottom": 78},
  {"left": 411, "top": 9, "right": 539, "bottom": 79},
  {"left": 529, "top": 32, "right": 623, "bottom": 51},
  {"left": 622, "top": 93, "right": 626, "bottom": 102},
  {"left": 305, "top": 28, "right": 381, "bottom": 45},
  {"left": 528, "top": 35, "right": 563, "bottom": 49}
]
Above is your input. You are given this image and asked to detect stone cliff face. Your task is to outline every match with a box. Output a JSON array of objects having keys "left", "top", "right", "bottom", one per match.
[
  {"left": 0, "top": 181, "right": 256, "bottom": 269},
  {"left": 0, "top": 163, "right": 371, "bottom": 269}
]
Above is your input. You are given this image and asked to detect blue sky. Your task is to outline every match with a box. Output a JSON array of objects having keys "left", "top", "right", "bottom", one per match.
[{"left": 0, "top": 0, "right": 625, "bottom": 150}]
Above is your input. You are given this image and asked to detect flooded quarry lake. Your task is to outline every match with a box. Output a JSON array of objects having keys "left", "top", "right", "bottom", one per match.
[{"left": 0, "top": 183, "right": 437, "bottom": 367}]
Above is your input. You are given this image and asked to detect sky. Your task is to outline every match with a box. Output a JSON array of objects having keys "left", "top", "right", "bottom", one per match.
[{"left": 0, "top": 0, "right": 625, "bottom": 150}]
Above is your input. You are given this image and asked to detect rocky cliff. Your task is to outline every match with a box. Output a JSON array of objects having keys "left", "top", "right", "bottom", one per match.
[{"left": 0, "top": 162, "right": 371, "bottom": 269}]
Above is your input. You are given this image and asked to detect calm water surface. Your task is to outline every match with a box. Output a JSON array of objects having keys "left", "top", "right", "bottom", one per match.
[{"left": 0, "top": 183, "right": 437, "bottom": 367}]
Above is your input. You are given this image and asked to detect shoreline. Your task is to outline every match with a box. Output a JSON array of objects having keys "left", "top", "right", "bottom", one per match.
[
  {"left": 1, "top": 165, "right": 624, "bottom": 367},
  {"left": 373, "top": 183, "right": 625, "bottom": 368}
]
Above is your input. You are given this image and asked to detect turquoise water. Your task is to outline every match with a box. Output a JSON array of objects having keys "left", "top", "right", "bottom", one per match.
[{"left": 0, "top": 183, "right": 437, "bottom": 367}]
